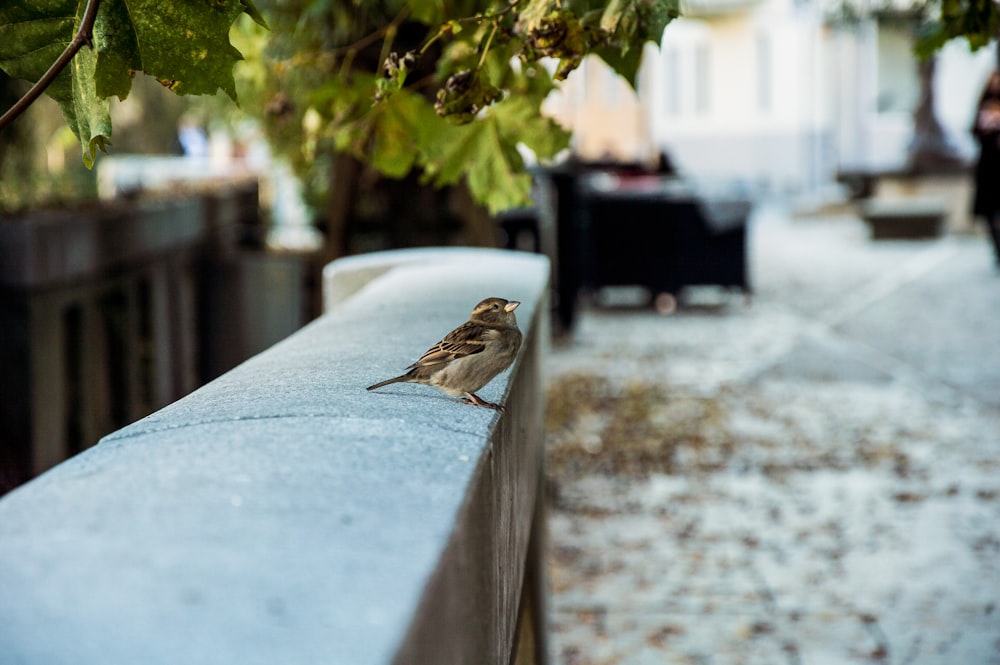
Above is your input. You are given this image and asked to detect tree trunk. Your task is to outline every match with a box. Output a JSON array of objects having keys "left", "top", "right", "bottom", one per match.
[
  {"left": 323, "top": 152, "right": 364, "bottom": 265},
  {"left": 449, "top": 181, "right": 500, "bottom": 248},
  {"left": 305, "top": 152, "right": 363, "bottom": 318}
]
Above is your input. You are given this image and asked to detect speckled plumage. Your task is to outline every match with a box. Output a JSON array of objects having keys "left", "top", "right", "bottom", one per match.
[{"left": 366, "top": 297, "right": 523, "bottom": 410}]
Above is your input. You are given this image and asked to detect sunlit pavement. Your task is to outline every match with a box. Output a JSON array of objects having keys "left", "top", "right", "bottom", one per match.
[{"left": 544, "top": 201, "right": 1000, "bottom": 665}]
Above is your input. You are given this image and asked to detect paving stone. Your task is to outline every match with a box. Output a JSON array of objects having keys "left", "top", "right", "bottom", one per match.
[{"left": 545, "top": 202, "right": 1000, "bottom": 665}]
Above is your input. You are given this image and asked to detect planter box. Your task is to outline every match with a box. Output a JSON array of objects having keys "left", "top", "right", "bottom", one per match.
[{"left": 861, "top": 197, "right": 948, "bottom": 239}]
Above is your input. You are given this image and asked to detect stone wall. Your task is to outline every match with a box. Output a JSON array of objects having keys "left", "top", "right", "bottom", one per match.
[{"left": 0, "top": 247, "right": 550, "bottom": 665}]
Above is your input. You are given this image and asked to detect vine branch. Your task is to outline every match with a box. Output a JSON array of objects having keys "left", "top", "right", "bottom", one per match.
[{"left": 0, "top": 0, "right": 102, "bottom": 133}]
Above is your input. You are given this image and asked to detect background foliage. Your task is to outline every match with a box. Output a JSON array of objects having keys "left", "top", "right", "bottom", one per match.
[
  {"left": 236, "top": 0, "right": 679, "bottom": 215},
  {"left": 0, "top": 0, "right": 679, "bottom": 217},
  {"left": 2, "top": 0, "right": 998, "bottom": 225}
]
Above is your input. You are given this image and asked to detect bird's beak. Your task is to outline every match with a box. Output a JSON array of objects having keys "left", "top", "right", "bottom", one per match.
[{"left": 504, "top": 301, "right": 520, "bottom": 312}]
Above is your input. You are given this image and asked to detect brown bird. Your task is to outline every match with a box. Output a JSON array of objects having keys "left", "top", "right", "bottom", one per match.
[{"left": 366, "top": 297, "right": 523, "bottom": 410}]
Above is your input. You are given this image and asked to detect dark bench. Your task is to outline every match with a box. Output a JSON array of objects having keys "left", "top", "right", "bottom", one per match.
[{"left": 579, "top": 175, "right": 752, "bottom": 304}]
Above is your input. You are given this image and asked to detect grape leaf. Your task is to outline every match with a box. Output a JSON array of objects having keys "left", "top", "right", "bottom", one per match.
[
  {"left": 600, "top": 0, "right": 635, "bottom": 39},
  {"left": 68, "top": 41, "right": 113, "bottom": 167},
  {"left": 419, "top": 91, "right": 573, "bottom": 212},
  {"left": 0, "top": 0, "right": 112, "bottom": 164},
  {"left": 491, "top": 95, "right": 570, "bottom": 160},
  {"left": 370, "top": 90, "right": 439, "bottom": 178},
  {"left": 593, "top": 42, "right": 646, "bottom": 89},
  {"left": 0, "top": 1, "right": 76, "bottom": 103},
  {"left": 640, "top": 0, "right": 681, "bottom": 44},
  {"left": 518, "top": 0, "right": 551, "bottom": 28},
  {"left": 468, "top": 123, "right": 533, "bottom": 213},
  {"left": 915, "top": 0, "right": 999, "bottom": 60},
  {"left": 597, "top": 0, "right": 679, "bottom": 86},
  {"left": 408, "top": 0, "right": 448, "bottom": 25},
  {"left": 0, "top": 0, "right": 265, "bottom": 164},
  {"left": 93, "top": 0, "right": 142, "bottom": 100},
  {"left": 110, "top": 0, "right": 252, "bottom": 99},
  {"left": 420, "top": 109, "right": 533, "bottom": 214},
  {"left": 359, "top": 85, "right": 564, "bottom": 212}
]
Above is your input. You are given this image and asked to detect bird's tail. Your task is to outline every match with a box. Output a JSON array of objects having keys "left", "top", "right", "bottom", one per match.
[{"left": 366, "top": 374, "right": 410, "bottom": 391}]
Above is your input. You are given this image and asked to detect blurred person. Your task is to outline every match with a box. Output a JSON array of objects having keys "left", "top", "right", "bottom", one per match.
[
  {"left": 655, "top": 150, "right": 678, "bottom": 176},
  {"left": 972, "top": 66, "right": 1000, "bottom": 265}
]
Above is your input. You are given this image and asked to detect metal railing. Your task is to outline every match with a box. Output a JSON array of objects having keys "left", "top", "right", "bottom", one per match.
[{"left": 0, "top": 183, "right": 313, "bottom": 492}]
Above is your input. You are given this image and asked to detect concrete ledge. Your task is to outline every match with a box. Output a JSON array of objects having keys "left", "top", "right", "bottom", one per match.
[{"left": 0, "top": 248, "right": 550, "bottom": 665}]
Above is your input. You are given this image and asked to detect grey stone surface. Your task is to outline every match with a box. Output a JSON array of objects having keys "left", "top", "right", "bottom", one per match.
[
  {"left": 544, "top": 202, "right": 1000, "bottom": 665},
  {"left": 0, "top": 248, "right": 549, "bottom": 665}
]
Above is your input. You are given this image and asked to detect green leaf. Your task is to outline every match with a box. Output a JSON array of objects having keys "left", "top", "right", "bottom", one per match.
[
  {"left": 370, "top": 91, "right": 435, "bottom": 178},
  {"left": 468, "top": 122, "right": 533, "bottom": 214},
  {"left": 112, "top": 0, "right": 248, "bottom": 99},
  {"left": 0, "top": 0, "right": 264, "bottom": 164},
  {"left": 491, "top": 95, "right": 570, "bottom": 160},
  {"left": 408, "top": 0, "right": 447, "bottom": 25},
  {"left": 505, "top": 59, "right": 558, "bottom": 100},
  {"left": 914, "top": 0, "right": 999, "bottom": 59},
  {"left": 637, "top": 0, "right": 680, "bottom": 45},
  {"left": 67, "top": 44, "right": 113, "bottom": 167},
  {"left": 434, "top": 69, "right": 502, "bottom": 121},
  {"left": 594, "top": 42, "right": 645, "bottom": 88},
  {"left": 420, "top": 120, "right": 482, "bottom": 187},
  {"left": 239, "top": 0, "right": 269, "bottom": 29},
  {"left": 595, "top": 0, "right": 679, "bottom": 86},
  {"left": 0, "top": 0, "right": 112, "bottom": 163},
  {"left": 914, "top": 23, "right": 949, "bottom": 61},
  {"left": 519, "top": 0, "right": 557, "bottom": 29},
  {"left": 0, "top": 1, "right": 76, "bottom": 103},
  {"left": 601, "top": 0, "right": 680, "bottom": 48},
  {"left": 600, "top": 0, "right": 633, "bottom": 36},
  {"left": 420, "top": 111, "right": 533, "bottom": 214},
  {"left": 94, "top": 0, "right": 142, "bottom": 100}
]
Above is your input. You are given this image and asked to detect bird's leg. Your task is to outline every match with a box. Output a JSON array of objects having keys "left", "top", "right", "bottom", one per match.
[{"left": 462, "top": 392, "right": 504, "bottom": 411}]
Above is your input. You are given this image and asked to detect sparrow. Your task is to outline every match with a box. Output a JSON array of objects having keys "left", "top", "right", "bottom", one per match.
[{"left": 366, "top": 297, "right": 523, "bottom": 410}]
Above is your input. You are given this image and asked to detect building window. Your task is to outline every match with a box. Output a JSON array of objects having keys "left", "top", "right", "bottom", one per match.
[{"left": 694, "top": 44, "right": 710, "bottom": 115}]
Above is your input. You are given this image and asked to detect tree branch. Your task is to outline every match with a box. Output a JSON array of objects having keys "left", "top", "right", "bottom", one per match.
[{"left": 0, "top": 0, "right": 102, "bottom": 133}]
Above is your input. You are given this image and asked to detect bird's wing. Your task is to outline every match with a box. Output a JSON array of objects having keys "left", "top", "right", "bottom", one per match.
[{"left": 408, "top": 321, "right": 487, "bottom": 368}]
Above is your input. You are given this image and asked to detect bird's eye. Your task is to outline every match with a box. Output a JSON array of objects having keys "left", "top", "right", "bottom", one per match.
[{"left": 492, "top": 303, "right": 499, "bottom": 310}]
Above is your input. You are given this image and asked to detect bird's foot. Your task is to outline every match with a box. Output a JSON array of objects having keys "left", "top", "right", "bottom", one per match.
[{"left": 462, "top": 393, "right": 504, "bottom": 411}]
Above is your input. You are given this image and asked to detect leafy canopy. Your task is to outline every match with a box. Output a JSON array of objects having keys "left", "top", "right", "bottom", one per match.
[
  {"left": 0, "top": 0, "right": 680, "bottom": 211},
  {"left": 826, "top": 0, "right": 1000, "bottom": 60},
  {"left": 245, "top": 0, "right": 680, "bottom": 212},
  {"left": 915, "top": 0, "right": 1000, "bottom": 58},
  {"left": 3, "top": 0, "right": 998, "bottom": 212}
]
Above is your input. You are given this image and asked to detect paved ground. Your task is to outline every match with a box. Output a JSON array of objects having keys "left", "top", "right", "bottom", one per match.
[{"left": 543, "top": 202, "right": 1000, "bottom": 665}]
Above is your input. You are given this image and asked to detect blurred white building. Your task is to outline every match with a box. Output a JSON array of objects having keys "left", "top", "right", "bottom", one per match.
[{"left": 544, "top": 0, "right": 996, "bottom": 195}]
